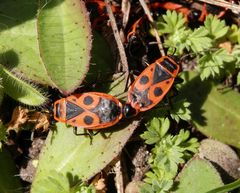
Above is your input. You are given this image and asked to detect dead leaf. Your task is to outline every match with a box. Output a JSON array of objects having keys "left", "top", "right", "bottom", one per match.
[
  {"left": 92, "top": 174, "right": 107, "bottom": 193},
  {"left": 219, "top": 41, "right": 233, "bottom": 53},
  {"left": 8, "top": 106, "right": 28, "bottom": 132},
  {"left": 28, "top": 112, "right": 50, "bottom": 132}
]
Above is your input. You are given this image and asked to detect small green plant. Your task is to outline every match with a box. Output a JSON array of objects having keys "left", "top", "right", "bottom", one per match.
[
  {"left": 72, "top": 183, "right": 96, "bottom": 193},
  {"left": 156, "top": 11, "right": 240, "bottom": 81},
  {"left": 140, "top": 117, "right": 199, "bottom": 193},
  {"left": 32, "top": 169, "right": 96, "bottom": 193},
  {"left": 140, "top": 11, "right": 240, "bottom": 193}
]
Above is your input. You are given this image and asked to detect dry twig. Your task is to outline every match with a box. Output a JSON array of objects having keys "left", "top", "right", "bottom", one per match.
[
  {"left": 121, "top": 0, "right": 131, "bottom": 29},
  {"left": 104, "top": 0, "right": 129, "bottom": 80},
  {"left": 138, "top": 0, "right": 165, "bottom": 56},
  {"left": 197, "top": 0, "right": 240, "bottom": 14}
]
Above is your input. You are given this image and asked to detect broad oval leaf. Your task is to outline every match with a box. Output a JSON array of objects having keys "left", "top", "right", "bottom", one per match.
[
  {"left": 37, "top": 0, "right": 92, "bottom": 93},
  {"left": 0, "top": 0, "right": 92, "bottom": 94},
  {"left": 31, "top": 121, "right": 139, "bottom": 193},
  {"left": 173, "top": 157, "right": 224, "bottom": 193},
  {"left": 178, "top": 72, "right": 240, "bottom": 148}
]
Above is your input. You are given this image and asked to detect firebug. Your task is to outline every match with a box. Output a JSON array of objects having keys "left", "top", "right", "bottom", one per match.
[
  {"left": 127, "top": 56, "right": 180, "bottom": 112},
  {"left": 53, "top": 92, "right": 123, "bottom": 129}
]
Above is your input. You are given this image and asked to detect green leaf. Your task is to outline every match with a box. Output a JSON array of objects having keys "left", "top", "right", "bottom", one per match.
[
  {"left": 150, "top": 130, "right": 198, "bottom": 177},
  {"left": 206, "top": 178, "right": 240, "bottom": 193},
  {"left": 228, "top": 24, "right": 240, "bottom": 44},
  {"left": 170, "top": 100, "right": 191, "bottom": 123},
  {"left": 156, "top": 11, "right": 189, "bottom": 55},
  {"left": 204, "top": 15, "right": 229, "bottom": 40},
  {"left": 179, "top": 71, "right": 240, "bottom": 148},
  {"left": 0, "top": 0, "right": 92, "bottom": 94},
  {"left": 186, "top": 27, "right": 212, "bottom": 53},
  {"left": 198, "top": 48, "right": 235, "bottom": 80},
  {"left": 157, "top": 11, "right": 186, "bottom": 35},
  {"left": 31, "top": 121, "right": 138, "bottom": 193},
  {"left": 152, "top": 130, "right": 199, "bottom": 178},
  {"left": 173, "top": 158, "right": 224, "bottom": 193},
  {"left": 141, "top": 171, "right": 173, "bottom": 193},
  {"left": 141, "top": 118, "right": 170, "bottom": 144},
  {"left": 32, "top": 170, "right": 96, "bottom": 193},
  {"left": 0, "top": 64, "right": 47, "bottom": 106},
  {"left": 164, "top": 29, "right": 191, "bottom": 55},
  {"left": 32, "top": 171, "right": 69, "bottom": 193},
  {"left": 85, "top": 31, "right": 114, "bottom": 83},
  {"left": 0, "top": 148, "right": 23, "bottom": 193},
  {"left": 37, "top": 0, "right": 92, "bottom": 93}
]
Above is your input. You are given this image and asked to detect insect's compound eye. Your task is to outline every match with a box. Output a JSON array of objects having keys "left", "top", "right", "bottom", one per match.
[
  {"left": 188, "top": 9, "right": 201, "bottom": 22},
  {"left": 55, "top": 102, "right": 60, "bottom": 119}
]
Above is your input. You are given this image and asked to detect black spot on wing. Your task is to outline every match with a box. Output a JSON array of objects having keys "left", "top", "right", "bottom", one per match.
[
  {"left": 161, "top": 58, "right": 177, "bottom": 73},
  {"left": 83, "top": 96, "right": 94, "bottom": 105},
  {"left": 140, "top": 75, "right": 149, "bottom": 85},
  {"left": 153, "top": 64, "right": 172, "bottom": 84},
  {"left": 84, "top": 116, "right": 93, "bottom": 125},
  {"left": 154, "top": 87, "right": 163, "bottom": 97},
  {"left": 66, "top": 101, "right": 84, "bottom": 120}
]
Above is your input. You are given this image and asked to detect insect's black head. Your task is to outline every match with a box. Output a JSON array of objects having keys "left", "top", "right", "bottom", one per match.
[
  {"left": 122, "top": 103, "right": 139, "bottom": 118},
  {"left": 188, "top": 9, "right": 202, "bottom": 23}
]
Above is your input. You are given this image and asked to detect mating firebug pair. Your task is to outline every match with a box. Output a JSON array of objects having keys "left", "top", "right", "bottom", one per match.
[{"left": 53, "top": 56, "right": 180, "bottom": 129}]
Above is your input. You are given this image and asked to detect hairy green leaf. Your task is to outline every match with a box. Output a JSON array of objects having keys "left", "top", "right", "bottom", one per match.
[
  {"left": 0, "top": 0, "right": 92, "bottom": 94},
  {"left": 37, "top": 0, "right": 92, "bottom": 93},
  {"left": 0, "top": 64, "right": 47, "bottom": 106}
]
